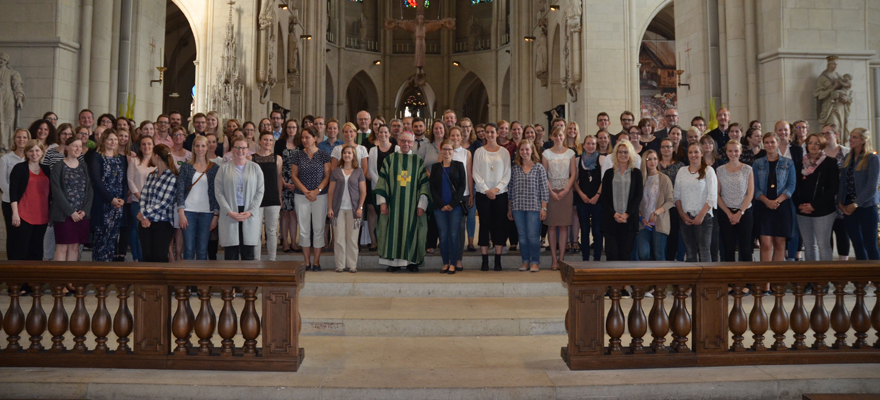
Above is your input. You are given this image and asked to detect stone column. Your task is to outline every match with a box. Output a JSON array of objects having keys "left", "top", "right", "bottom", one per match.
[
  {"left": 78, "top": 0, "right": 94, "bottom": 111},
  {"left": 744, "top": 0, "right": 758, "bottom": 120},
  {"left": 873, "top": 66, "right": 880, "bottom": 140},
  {"left": 89, "top": 0, "right": 114, "bottom": 113},
  {"left": 116, "top": 0, "right": 133, "bottom": 110},
  {"left": 509, "top": 0, "right": 533, "bottom": 121},
  {"left": 109, "top": 0, "right": 122, "bottom": 111},
  {"left": 300, "top": 0, "right": 326, "bottom": 118},
  {"left": 724, "top": 0, "right": 749, "bottom": 120}
]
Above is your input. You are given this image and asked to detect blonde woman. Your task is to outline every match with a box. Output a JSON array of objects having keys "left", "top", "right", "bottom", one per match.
[
  {"left": 600, "top": 140, "right": 643, "bottom": 260},
  {"left": 838, "top": 128, "right": 880, "bottom": 260},
  {"left": 636, "top": 150, "right": 674, "bottom": 261}
]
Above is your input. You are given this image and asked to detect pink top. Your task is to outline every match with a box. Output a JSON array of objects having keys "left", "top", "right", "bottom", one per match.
[
  {"left": 127, "top": 156, "right": 157, "bottom": 202},
  {"left": 153, "top": 134, "right": 174, "bottom": 148}
]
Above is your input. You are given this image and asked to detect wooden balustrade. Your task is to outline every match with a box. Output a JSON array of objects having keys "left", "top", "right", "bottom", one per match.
[
  {"left": 559, "top": 261, "right": 880, "bottom": 370},
  {"left": 0, "top": 261, "right": 305, "bottom": 371}
]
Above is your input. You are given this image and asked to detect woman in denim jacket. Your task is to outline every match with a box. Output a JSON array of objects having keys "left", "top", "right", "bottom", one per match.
[
  {"left": 752, "top": 132, "right": 796, "bottom": 269},
  {"left": 837, "top": 128, "right": 880, "bottom": 260}
]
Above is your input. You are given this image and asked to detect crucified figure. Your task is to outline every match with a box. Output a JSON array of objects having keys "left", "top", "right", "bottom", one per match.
[{"left": 385, "top": 0, "right": 454, "bottom": 83}]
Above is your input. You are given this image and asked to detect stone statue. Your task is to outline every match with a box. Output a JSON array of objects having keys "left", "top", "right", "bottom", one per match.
[
  {"left": 358, "top": 12, "right": 368, "bottom": 50},
  {"left": 385, "top": 0, "right": 455, "bottom": 86},
  {"left": 258, "top": 0, "right": 278, "bottom": 103},
  {"left": 535, "top": 17, "right": 548, "bottom": 87},
  {"left": 287, "top": 18, "right": 299, "bottom": 85},
  {"left": 815, "top": 55, "right": 852, "bottom": 140},
  {"left": 0, "top": 53, "right": 25, "bottom": 151},
  {"left": 562, "top": 0, "right": 582, "bottom": 101}
]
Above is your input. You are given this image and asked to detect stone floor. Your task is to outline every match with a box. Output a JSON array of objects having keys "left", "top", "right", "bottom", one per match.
[{"left": 1, "top": 266, "right": 879, "bottom": 399}]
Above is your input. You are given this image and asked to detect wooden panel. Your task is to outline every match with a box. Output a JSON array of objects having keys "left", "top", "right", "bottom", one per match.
[
  {"left": 568, "top": 285, "right": 605, "bottom": 358},
  {"left": 261, "top": 287, "right": 300, "bottom": 358},
  {"left": 133, "top": 285, "right": 169, "bottom": 355},
  {"left": 693, "top": 283, "right": 728, "bottom": 353}
]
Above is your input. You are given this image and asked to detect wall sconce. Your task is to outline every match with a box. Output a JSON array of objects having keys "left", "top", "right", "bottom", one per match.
[
  {"left": 524, "top": 36, "right": 536, "bottom": 42},
  {"left": 373, "top": 60, "right": 381, "bottom": 65},
  {"left": 452, "top": 61, "right": 461, "bottom": 67},
  {"left": 549, "top": 4, "right": 559, "bottom": 11},
  {"left": 150, "top": 66, "right": 167, "bottom": 87},
  {"left": 279, "top": 2, "right": 288, "bottom": 10},
  {"left": 676, "top": 69, "right": 690, "bottom": 89},
  {"left": 300, "top": 34, "right": 312, "bottom": 40}
]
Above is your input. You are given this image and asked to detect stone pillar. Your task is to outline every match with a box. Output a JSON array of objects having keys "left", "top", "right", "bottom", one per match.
[
  {"left": 116, "top": 0, "right": 133, "bottom": 111},
  {"left": 78, "top": 0, "right": 94, "bottom": 111},
  {"left": 509, "top": 0, "right": 532, "bottom": 121},
  {"left": 744, "top": 0, "right": 758, "bottom": 120},
  {"left": 724, "top": 0, "right": 749, "bottom": 120},
  {"left": 89, "top": 0, "right": 114, "bottom": 113},
  {"left": 109, "top": 0, "right": 122, "bottom": 111},
  {"left": 300, "top": 0, "right": 326, "bottom": 118},
  {"left": 873, "top": 66, "right": 880, "bottom": 139}
]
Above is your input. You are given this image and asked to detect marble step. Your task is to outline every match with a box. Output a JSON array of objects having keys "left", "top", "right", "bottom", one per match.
[
  {"left": 3, "top": 336, "right": 878, "bottom": 400},
  {"left": 300, "top": 269, "right": 569, "bottom": 297},
  {"left": 301, "top": 296, "right": 567, "bottom": 337}
]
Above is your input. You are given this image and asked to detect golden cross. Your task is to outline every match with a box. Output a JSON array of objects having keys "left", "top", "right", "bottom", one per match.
[{"left": 397, "top": 170, "right": 412, "bottom": 187}]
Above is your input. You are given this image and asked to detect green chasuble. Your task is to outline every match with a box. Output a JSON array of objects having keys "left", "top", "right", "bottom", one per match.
[{"left": 374, "top": 152, "right": 431, "bottom": 266}]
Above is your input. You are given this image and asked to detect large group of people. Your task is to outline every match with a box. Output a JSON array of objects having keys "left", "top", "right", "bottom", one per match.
[{"left": 2, "top": 107, "right": 878, "bottom": 280}]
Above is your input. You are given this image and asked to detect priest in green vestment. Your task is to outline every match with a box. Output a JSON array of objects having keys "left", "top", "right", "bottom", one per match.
[{"left": 375, "top": 132, "right": 431, "bottom": 272}]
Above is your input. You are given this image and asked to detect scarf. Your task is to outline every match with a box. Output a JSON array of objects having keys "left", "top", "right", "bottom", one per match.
[
  {"left": 802, "top": 151, "right": 826, "bottom": 177},
  {"left": 581, "top": 151, "right": 599, "bottom": 171}
]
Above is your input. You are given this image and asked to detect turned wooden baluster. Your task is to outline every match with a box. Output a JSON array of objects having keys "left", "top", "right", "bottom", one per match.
[
  {"left": 749, "top": 284, "right": 768, "bottom": 351},
  {"left": 172, "top": 286, "right": 193, "bottom": 354},
  {"left": 729, "top": 283, "right": 748, "bottom": 352},
  {"left": 810, "top": 282, "right": 830, "bottom": 350},
  {"left": 114, "top": 284, "right": 133, "bottom": 353},
  {"left": 217, "top": 287, "right": 237, "bottom": 356},
  {"left": 4, "top": 283, "right": 24, "bottom": 352},
  {"left": 48, "top": 284, "right": 68, "bottom": 352},
  {"left": 194, "top": 286, "right": 216, "bottom": 355},
  {"left": 769, "top": 283, "right": 789, "bottom": 350},
  {"left": 850, "top": 281, "right": 871, "bottom": 349},
  {"left": 830, "top": 281, "right": 850, "bottom": 349},
  {"left": 70, "top": 284, "right": 90, "bottom": 353},
  {"left": 185, "top": 289, "right": 195, "bottom": 351},
  {"left": 628, "top": 286, "right": 647, "bottom": 354},
  {"left": 789, "top": 283, "right": 809, "bottom": 350},
  {"left": 240, "top": 287, "right": 261, "bottom": 356},
  {"left": 25, "top": 283, "right": 47, "bottom": 352},
  {"left": 648, "top": 285, "right": 669, "bottom": 353},
  {"left": 669, "top": 285, "right": 691, "bottom": 352},
  {"left": 92, "top": 285, "right": 112, "bottom": 353},
  {"left": 605, "top": 286, "right": 625, "bottom": 355},
  {"left": 873, "top": 283, "right": 880, "bottom": 349}
]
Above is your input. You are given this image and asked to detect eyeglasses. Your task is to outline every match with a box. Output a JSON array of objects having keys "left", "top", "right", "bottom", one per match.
[
  {"left": 398, "top": 139, "right": 413, "bottom": 144},
  {"left": 46, "top": 117, "right": 58, "bottom": 121},
  {"left": 661, "top": 145, "right": 673, "bottom": 149},
  {"left": 461, "top": 125, "right": 473, "bottom": 129},
  {"left": 260, "top": 124, "right": 271, "bottom": 127},
  {"left": 156, "top": 121, "right": 169, "bottom": 125},
  {"left": 172, "top": 133, "right": 186, "bottom": 137},
  {"left": 666, "top": 114, "right": 679, "bottom": 118},
  {"left": 441, "top": 148, "right": 454, "bottom": 152},
  {"left": 234, "top": 146, "right": 249, "bottom": 150},
  {"left": 621, "top": 118, "right": 633, "bottom": 122}
]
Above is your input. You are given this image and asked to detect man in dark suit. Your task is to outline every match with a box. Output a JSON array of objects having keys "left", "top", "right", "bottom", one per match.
[{"left": 654, "top": 108, "right": 679, "bottom": 140}]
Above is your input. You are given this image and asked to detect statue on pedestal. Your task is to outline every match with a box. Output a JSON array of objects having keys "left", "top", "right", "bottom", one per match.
[
  {"left": 0, "top": 53, "right": 25, "bottom": 151},
  {"left": 287, "top": 17, "right": 300, "bottom": 87},
  {"left": 535, "top": 17, "right": 548, "bottom": 87},
  {"left": 257, "top": 0, "right": 278, "bottom": 104},
  {"left": 562, "top": 0, "right": 582, "bottom": 101},
  {"left": 359, "top": 12, "right": 368, "bottom": 50},
  {"left": 814, "top": 55, "right": 853, "bottom": 140}
]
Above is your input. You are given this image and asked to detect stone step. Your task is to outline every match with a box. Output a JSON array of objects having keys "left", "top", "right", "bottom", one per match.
[
  {"left": 301, "top": 269, "right": 568, "bottom": 297},
  {"left": 301, "top": 296, "right": 567, "bottom": 337},
  {"left": 3, "top": 336, "right": 878, "bottom": 400}
]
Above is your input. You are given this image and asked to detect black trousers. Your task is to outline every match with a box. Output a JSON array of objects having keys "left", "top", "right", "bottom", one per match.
[
  {"left": 116, "top": 203, "right": 131, "bottom": 258},
  {"left": 717, "top": 207, "right": 755, "bottom": 262},
  {"left": 666, "top": 207, "right": 680, "bottom": 261},
  {"left": 426, "top": 211, "right": 438, "bottom": 250},
  {"left": 8, "top": 220, "right": 47, "bottom": 261},
  {"left": 475, "top": 192, "right": 509, "bottom": 247},
  {"left": 605, "top": 222, "right": 636, "bottom": 261},
  {"left": 832, "top": 217, "right": 850, "bottom": 257},
  {"left": 140, "top": 221, "right": 174, "bottom": 262},
  {"left": 225, "top": 206, "right": 255, "bottom": 260},
  {"left": 2, "top": 201, "right": 12, "bottom": 255}
]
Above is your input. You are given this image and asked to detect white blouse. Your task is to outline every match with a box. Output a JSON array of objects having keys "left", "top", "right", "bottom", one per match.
[
  {"left": 673, "top": 165, "right": 718, "bottom": 217},
  {"left": 368, "top": 144, "right": 400, "bottom": 190},
  {"left": 452, "top": 146, "right": 471, "bottom": 196},
  {"left": 473, "top": 146, "right": 511, "bottom": 194},
  {"left": 543, "top": 148, "right": 575, "bottom": 190}
]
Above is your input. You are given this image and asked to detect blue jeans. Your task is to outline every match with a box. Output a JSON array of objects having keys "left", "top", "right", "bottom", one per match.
[
  {"left": 636, "top": 228, "right": 668, "bottom": 261},
  {"left": 845, "top": 205, "right": 880, "bottom": 260},
  {"left": 512, "top": 210, "right": 542, "bottom": 264},
  {"left": 786, "top": 205, "right": 801, "bottom": 260},
  {"left": 434, "top": 207, "right": 463, "bottom": 265},
  {"left": 466, "top": 200, "right": 476, "bottom": 239},
  {"left": 576, "top": 202, "right": 603, "bottom": 261},
  {"left": 182, "top": 211, "right": 214, "bottom": 260},
  {"left": 129, "top": 202, "right": 143, "bottom": 261}
]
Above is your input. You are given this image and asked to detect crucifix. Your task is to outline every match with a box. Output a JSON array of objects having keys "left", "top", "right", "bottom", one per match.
[{"left": 385, "top": 0, "right": 455, "bottom": 86}]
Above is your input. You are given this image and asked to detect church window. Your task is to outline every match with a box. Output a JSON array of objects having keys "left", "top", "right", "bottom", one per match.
[
  {"left": 404, "top": 0, "right": 429, "bottom": 8},
  {"left": 470, "top": 0, "right": 491, "bottom": 3}
]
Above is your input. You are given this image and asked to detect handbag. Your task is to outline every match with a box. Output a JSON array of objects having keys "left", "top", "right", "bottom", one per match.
[{"left": 186, "top": 162, "right": 214, "bottom": 193}]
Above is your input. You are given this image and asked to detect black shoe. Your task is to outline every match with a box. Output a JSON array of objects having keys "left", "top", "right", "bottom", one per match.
[
  {"left": 292, "top": 247, "right": 302, "bottom": 253},
  {"left": 386, "top": 266, "right": 401, "bottom": 272},
  {"left": 439, "top": 268, "right": 448, "bottom": 274},
  {"left": 406, "top": 264, "right": 419, "bottom": 273},
  {"left": 620, "top": 289, "right": 631, "bottom": 298},
  {"left": 481, "top": 255, "right": 489, "bottom": 271},
  {"left": 494, "top": 254, "right": 502, "bottom": 271},
  {"left": 804, "top": 283, "right": 815, "bottom": 294},
  {"left": 368, "top": 247, "right": 377, "bottom": 252},
  {"left": 313, "top": 265, "right": 322, "bottom": 272},
  {"left": 455, "top": 266, "right": 463, "bottom": 271},
  {"left": 305, "top": 264, "right": 312, "bottom": 271},
  {"left": 447, "top": 269, "right": 456, "bottom": 275},
  {"left": 467, "top": 245, "right": 477, "bottom": 252}
]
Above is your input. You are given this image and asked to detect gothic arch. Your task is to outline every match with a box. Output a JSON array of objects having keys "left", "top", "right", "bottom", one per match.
[
  {"left": 346, "top": 70, "right": 380, "bottom": 123},
  {"left": 550, "top": 23, "right": 565, "bottom": 108},
  {"left": 392, "top": 77, "right": 437, "bottom": 119},
  {"left": 453, "top": 72, "right": 489, "bottom": 123},
  {"left": 169, "top": 0, "right": 202, "bottom": 54},
  {"left": 637, "top": 0, "right": 674, "bottom": 41}
]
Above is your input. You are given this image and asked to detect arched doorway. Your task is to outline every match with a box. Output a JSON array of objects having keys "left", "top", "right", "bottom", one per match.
[
  {"left": 454, "top": 72, "right": 489, "bottom": 124},
  {"left": 345, "top": 71, "right": 379, "bottom": 123},
  {"left": 639, "top": 3, "right": 676, "bottom": 130},
  {"left": 164, "top": 0, "right": 197, "bottom": 122}
]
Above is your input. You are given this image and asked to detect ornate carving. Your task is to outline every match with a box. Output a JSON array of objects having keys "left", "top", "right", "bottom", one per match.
[
  {"left": 210, "top": 2, "right": 246, "bottom": 121},
  {"left": 258, "top": 0, "right": 278, "bottom": 103},
  {"left": 814, "top": 55, "right": 852, "bottom": 140},
  {"left": 562, "top": 0, "right": 582, "bottom": 101},
  {"left": 535, "top": 17, "right": 548, "bottom": 87},
  {"left": 287, "top": 16, "right": 300, "bottom": 88}
]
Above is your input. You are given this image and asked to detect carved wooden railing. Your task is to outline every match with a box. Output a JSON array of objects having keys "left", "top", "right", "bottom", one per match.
[
  {"left": 559, "top": 261, "right": 880, "bottom": 370},
  {"left": 0, "top": 261, "right": 305, "bottom": 371}
]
